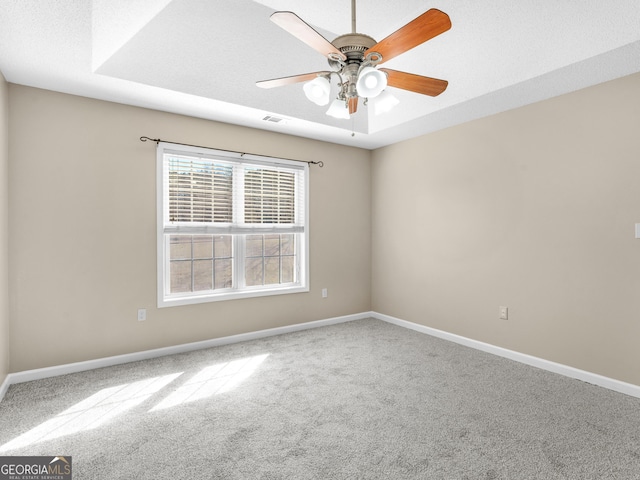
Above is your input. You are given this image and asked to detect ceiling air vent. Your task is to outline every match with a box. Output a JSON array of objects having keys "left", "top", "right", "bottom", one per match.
[{"left": 262, "top": 115, "right": 284, "bottom": 123}]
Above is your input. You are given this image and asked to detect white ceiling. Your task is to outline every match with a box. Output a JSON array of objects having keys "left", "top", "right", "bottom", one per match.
[{"left": 1, "top": 0, "right": 640, "bottom": 149}]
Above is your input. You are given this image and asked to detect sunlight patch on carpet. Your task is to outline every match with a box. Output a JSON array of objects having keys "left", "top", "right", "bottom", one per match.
[
  {"left": 149, "top": 354, "right": 269, "bottom": 411},
  {"left": 0, "top": 373, "right": 182, "bottom": 452}
]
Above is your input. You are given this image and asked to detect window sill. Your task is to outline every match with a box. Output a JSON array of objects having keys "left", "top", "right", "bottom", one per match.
[{"left": 158, "top": 285, "right": 310, "bottom": 308}]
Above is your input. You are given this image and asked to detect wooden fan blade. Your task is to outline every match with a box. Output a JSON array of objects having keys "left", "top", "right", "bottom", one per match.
[
  {"left": 381, "top": 69, "right": 448, "bottom": 97},
  {"left": 256, "top": 71, "right": 332, "bottom": 89},
  {"left": 348, "top": 97, "right": 358, "bottom": 114},
  {"left": 365, "top": 9, "right": 451, "bottom": 64},
  {"left": 271, "top": 12, "right": 346, "bottom": 61}
]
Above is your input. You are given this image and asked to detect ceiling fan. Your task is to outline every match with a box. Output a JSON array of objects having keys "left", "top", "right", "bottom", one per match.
[{"left": 256, "top": 1, "right": 451, "bottom": 119}]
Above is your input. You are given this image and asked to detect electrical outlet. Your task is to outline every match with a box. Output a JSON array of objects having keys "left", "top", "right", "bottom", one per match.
[
  {"left": 322, "top": 288, "right": 328, "bottom": 298},
  {"left": 499, "top": 306, "right": 508, "bottom": 320},
  {"left": 137, "top": 308, "right": 147, "bottom": 321}
]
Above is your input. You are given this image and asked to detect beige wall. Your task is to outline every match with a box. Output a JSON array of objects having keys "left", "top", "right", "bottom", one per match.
[
  {"left": 0, "top": 71, "right": 8, "bottom": 384},
  {"left": 7, "top": 73, "right": 640, "bottom": 387},
  {"left": 8, "top": 85, "right": 371, "bottom": 372},
  {"left": 372, "top": 72, "right": 640, "bottom": 385}
]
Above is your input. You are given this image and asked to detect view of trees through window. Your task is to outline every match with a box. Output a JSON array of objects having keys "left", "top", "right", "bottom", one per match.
[
  {"left": 245, "top": 234, "right": 296, "bottom": 286},
  {"left": 169, "top": 233, "right": 297, "bottom": 293},
  {"left": 169, "top": 235, "right": 233, "bottom": 293}
]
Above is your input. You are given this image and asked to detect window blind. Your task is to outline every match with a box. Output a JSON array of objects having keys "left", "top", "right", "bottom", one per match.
[
  {"left": 162, "top": 148, "right": 306, "bottom": 232},
  {"left": 167, "top": 155, "right": 233, "bottom": 223},
  {"left": 244, "top": 167, "right": 296, "bottom": 224}
]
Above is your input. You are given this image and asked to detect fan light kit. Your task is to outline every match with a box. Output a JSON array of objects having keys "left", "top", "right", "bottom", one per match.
[{"left": 257, "top": 1, "right": 451, "bottom": 119}]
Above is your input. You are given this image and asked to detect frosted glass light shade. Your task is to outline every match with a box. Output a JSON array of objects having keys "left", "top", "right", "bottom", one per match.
[
  {"left": 326, "top": 99, "right": 350, "bottom": 119},
  {"left": 356, "top": 67, "right": 387, "bottom": 98},
  {"left": 303, "top": 76, "right": 331, "bottom": 106},
  {"left": 374, "top": 90, "right": 400, "bottom": 115}
]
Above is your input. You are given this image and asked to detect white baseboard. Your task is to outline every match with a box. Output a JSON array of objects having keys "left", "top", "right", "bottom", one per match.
[
  {"left": 0, "top": 374, "right": 9, "bottom": 403},
  {"left": 1, "top": 312, "right": 368, "bottom": 396},
  {"left": 2, "top": 310, "right": 639, "bottom": 403},
  {"left": 372, "top": 311, "right": 640, "bottom": 399}
]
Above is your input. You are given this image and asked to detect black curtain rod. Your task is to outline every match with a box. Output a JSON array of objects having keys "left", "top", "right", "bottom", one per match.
[{"left": 139, "top": 136, "right": 324, "bottom": 167}]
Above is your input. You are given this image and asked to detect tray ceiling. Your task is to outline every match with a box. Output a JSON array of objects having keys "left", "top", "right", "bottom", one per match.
[{"left": 1, "top": 0, "right": 640, "bottom": 149}]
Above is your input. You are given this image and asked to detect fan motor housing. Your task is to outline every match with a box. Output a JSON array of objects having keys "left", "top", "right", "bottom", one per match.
[{"left": 329, "top": 33, "right": 377, "bottom": 68}]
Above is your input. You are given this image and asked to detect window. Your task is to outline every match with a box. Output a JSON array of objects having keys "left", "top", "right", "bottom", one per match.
[{"left": 157, "top": 142, "right": 308, "bottom": 307}]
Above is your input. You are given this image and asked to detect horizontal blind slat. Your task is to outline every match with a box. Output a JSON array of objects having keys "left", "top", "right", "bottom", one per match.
[
  {"left": 168, "top": 156, "right": 233, "bottom": 223},
  {"left": 244, "top": 167, "right": 297, "bottom": 224}
]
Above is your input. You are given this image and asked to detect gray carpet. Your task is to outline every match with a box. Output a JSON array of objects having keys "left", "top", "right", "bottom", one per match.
[{"left": 1, "top": 319, "right": 639, "bottom": 479}]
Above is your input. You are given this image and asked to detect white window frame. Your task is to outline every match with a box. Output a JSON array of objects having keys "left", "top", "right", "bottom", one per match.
[{"left": 157, "top": 142, "right": 309, "bottom": 308}]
